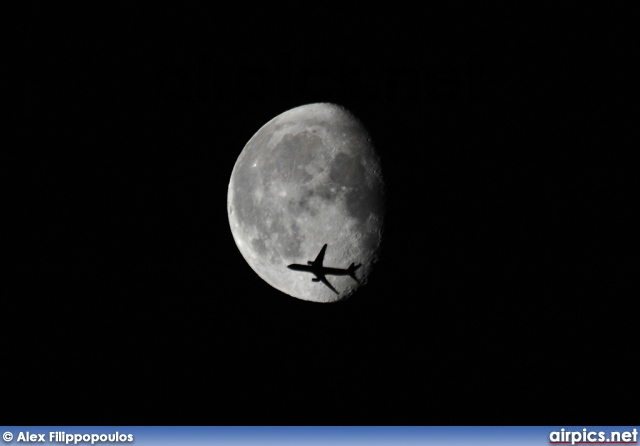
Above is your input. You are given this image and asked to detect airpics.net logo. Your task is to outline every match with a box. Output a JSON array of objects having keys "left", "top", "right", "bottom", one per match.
[{"left": 549, "top": 428, "right": 638, "bottom": 445}]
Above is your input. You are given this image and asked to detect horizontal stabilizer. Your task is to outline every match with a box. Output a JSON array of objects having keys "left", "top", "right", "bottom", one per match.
[{"left": 347, "top": 263, "right": 361, "bottom": 283}]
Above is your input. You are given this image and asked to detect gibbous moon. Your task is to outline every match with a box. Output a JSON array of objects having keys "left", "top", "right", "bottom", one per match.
[{"left": 227, "top": 103, "right": 385, "bottom": 303}]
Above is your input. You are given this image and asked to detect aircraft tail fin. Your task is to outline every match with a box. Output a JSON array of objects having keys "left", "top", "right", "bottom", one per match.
[{"left": 347, "top": 263, "right": 361, "bottom": 283}]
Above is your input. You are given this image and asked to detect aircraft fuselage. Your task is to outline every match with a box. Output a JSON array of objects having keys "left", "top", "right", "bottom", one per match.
[{"left": 287, "top": 264, "right": 353, "bottom": 276}]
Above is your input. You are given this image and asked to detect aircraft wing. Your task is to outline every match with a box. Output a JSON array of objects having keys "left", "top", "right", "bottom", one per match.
[
  {"left": 313, "top": 244, "right": 328, "bottom": 266},
  {"left": 316, "top": 274, "right": 339, "bottom": 295}
]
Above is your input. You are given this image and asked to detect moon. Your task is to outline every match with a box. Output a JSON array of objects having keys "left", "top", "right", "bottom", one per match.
[{"left": 227, "top": 103, "right": 385, "bottom": 303}]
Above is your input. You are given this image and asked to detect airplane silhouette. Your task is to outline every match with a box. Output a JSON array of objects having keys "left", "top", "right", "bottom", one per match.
[{"left": 287, "top": 244, "right": 361, "bottom": 295}]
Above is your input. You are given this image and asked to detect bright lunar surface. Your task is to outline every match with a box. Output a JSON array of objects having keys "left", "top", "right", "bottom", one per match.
[{"left": 227, "top": 103, "right": 385, "bottom": 303}]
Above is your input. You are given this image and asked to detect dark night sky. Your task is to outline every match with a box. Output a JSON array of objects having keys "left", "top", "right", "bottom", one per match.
[{"left": 6, "top": 4, "right": 635, "bottom": 426}]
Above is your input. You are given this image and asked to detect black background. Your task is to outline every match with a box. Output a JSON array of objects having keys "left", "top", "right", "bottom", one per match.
[{"left": 5, "top": 4, "right": 635, "bottom": 425}]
